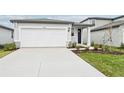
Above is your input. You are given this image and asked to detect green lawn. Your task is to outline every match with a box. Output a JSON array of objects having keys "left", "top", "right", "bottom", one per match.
[
  {"left": 0, "top": 49, "right": 13, "bottom": 58},
  {"left": 111, "top": 47, "right": 124, "bottom": 53},
  {"left": 79, "top": 51, "right": 124, "bottom": 77}
]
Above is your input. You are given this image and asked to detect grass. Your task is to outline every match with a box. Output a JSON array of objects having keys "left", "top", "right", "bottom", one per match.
[
  {"left": 0, "top": 49, "right": 13, "bottom": 58},
  {"left": 110, "top": 46, "right": 124, "bottom": 53},
  {"left": 79, "top": 51, "right": 124, "bottom": 77}
]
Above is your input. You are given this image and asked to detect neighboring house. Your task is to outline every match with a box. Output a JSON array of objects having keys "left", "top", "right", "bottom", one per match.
[
  {"left": 0, "top": 25, "right": 14, "bottom": 45},
  {"left": 10, "top": 19, "right": 93, "bottom": 48},
  {"left": 81, "top": 15, "right": 124, "bottom": 47}
]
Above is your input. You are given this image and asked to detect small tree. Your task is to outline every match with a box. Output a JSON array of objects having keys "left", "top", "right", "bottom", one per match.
[
  {"left": 120, "top": 43, "right": 124, "bottom": 49},
  {"left": 102, "top": 23, "right": 113, "bottom": 52}
]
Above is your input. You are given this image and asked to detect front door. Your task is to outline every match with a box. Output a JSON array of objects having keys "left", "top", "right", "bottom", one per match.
[{"left": 78, "top": 29, "right": 81, "bottom": 44}]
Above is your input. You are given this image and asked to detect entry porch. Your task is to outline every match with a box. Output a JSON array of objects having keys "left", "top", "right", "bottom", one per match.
[{"left": 71, "top": 23, "right": 93, "bottom": 47}]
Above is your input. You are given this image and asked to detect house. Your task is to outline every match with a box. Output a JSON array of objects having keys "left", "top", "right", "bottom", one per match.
[
  {"left": 0, "top": 25, "right": 14, "bottom": 45},
  {"left": 81, "top": 15, "right": 124, "bottom": 47},
  {"left": 10, "top": 19, "right": 93, "bottom": 48}
]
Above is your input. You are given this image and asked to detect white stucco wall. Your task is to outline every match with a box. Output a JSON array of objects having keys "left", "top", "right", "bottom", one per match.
[
  {"left": 0, "top": 28, "right": 13, "bottom": 45},
  {"left": 91, "top": 27, "right": 123, "bottom": 47},
  {"left": 119, "top": 24, "right": 124, "bottom": 43},
  {"left": 92, "top": 19, "right": 111, "bottom": 28},
  {"left": 82, "top": 19, "right": 111, "bottom": 28},
  {"left": 82, "top": 19, "right": 112, "bottom": 44},
  {"left": 71, "top": 27, "right": 77, "bottom": 43},
  {"left": 14, "top": 23, "right": 71, "bottom": 48},
  {"left": 81, "top": 19, "right": 93, "bottom": 24}
]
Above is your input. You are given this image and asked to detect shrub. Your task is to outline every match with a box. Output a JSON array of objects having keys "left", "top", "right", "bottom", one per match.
[
  {"left": 105, "top": 45, "right": 110, "bottom": 52},
  {"left": 91, "top": 41, "right": 95, "bottom": 46},
  {"left": 83, "top": 42, "right": 87, "bottom": 45},
  {"left": 94, "top": 44, "right": 99, "bottom": 50},
  {"left": 120, "top": 43, "right": 124, "bottom": 49},
  {"left": 0, "top": 45, "right": 4, "bottom": 49},
  {"left": 68, "top": 42, "right": 77, "bottom": 48},
  {"left": 3, "top": 43, "right": 16, "bottom": 51},
  {"left": 72, "top": 42, "right": 77, "bottom": 48},
  {"left": 99, "top": 44, "right": 103, "bottom": 48},
  {"left": 68, "top": 41, "right": 72, "bottom": 48},
  {"left": 102, "top": 45, "right": 110, "bottom": 52}
]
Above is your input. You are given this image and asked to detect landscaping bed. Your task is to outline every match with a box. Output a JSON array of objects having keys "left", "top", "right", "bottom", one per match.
[
  {"left": 0, "top": 50, "right": 14, "bottom": 58},
  {"left": 72, "top": 49, "right": 124, "bottom": 55},
  {"left": 0, "top": 43, "right": 16, "bottom": 58},
  {"left": 72, "top": 48, "right": 124, "bottom": 77}
]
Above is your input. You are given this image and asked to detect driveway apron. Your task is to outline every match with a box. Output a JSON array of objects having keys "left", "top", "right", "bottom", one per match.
[{"left": 0, "top": 48, "right": 105, "bottom": 77}]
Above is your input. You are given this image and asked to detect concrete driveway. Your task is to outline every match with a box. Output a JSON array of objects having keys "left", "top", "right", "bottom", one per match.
[{"left": 0, "top": 48, "right": 104, "bottom": 77}]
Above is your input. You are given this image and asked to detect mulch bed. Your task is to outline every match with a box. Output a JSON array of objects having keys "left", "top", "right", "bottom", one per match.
[{"left": 72, "top": 50, "right": 124, "bottom": 55}]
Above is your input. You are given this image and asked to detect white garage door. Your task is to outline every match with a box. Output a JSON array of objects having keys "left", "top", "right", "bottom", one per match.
[{"left": 20, "top": 28, "right": 68, "bottom": 47}]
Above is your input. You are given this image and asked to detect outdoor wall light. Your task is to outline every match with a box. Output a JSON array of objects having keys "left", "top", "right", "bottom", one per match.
[{"left": 68, "top": 27, "right": 70, "bottom": 32}]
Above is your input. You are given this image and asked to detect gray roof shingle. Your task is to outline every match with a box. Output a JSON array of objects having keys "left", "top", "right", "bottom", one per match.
[
  {"left": 10, "top": 18, "right": 74, "bottom": 24},
  {"left": 0, "top": 25, "right": 13, "bottom": 31},
  {"left": 10, "top": 18, "right": 94, "bottom": 28},
  {"left": 80, "top": 17, "right": 112, "bottom": 23},
  {"left": 73, "top": 22, "right": 94, "bottom": 28}
]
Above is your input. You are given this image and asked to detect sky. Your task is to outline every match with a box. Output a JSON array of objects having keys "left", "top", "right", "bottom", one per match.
[{"left": 0, "top": 15, "right": 119, "bottom": 28}]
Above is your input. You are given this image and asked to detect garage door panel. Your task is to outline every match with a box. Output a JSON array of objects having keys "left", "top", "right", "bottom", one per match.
[
  {"left": 20, "top": 28, "right": 67, "bottom": 47},
  {"left": 21, "top": 41, "right": 66, "bottom": 47}
]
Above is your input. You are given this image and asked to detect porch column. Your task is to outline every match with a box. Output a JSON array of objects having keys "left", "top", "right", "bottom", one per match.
[
  {"left": 68, "top": 24, "right": 72, "bottom": 42},
  {"left": 87, "top": 27, "right": 91, "bottom": 47},
  {"left": 81, "top": 29, "right": 84, "bottom": 44}
]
